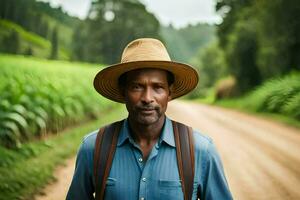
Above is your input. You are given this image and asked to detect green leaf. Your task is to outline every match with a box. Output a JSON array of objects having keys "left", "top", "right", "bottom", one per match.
[{"left": 11, "top": 104, "right": 27, "bottom": 116}]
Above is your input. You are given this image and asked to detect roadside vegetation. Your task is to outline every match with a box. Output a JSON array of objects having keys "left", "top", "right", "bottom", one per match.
[
  {"left": 199, "top": 72, "right": 300, "bottom": 128},
  {"left": 0, "top": 107, "right": 126, "bottom": 200},
  {"left": 0, "top": 54, "right": 126, "bottom": 200},
  {"left": 0, "top": 54, "right": 114, "bottom": 148}
]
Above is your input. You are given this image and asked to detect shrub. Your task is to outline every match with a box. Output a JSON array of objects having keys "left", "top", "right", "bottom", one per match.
[{"left": 243, "top": 71, "right": 300, "bottom": 119}]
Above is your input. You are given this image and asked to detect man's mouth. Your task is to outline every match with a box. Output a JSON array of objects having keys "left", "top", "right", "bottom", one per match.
[{"left": 138, "top": 107, "right": 156, "bottom": 114}]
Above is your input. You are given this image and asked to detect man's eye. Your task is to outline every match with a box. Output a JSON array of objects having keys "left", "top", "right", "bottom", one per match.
[
  {"left": 155, "top": 85, "right": 164, "bottom": 89},
  {"left": 131, "top": 85, "right": 142, "bottom": 90}
]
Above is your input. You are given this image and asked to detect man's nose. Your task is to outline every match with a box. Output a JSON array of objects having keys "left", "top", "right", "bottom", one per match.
[{"left": 141, "top": 88, "right": 154, "bottom": 104}]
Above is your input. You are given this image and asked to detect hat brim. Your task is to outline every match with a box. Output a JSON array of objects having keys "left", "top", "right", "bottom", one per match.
[{"left": 93, "top": 60, "right": 199, "bottom": 103}]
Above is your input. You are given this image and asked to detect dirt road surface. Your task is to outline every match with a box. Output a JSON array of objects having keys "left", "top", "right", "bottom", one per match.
[
  {"left": 35, "top": 157, "right": 76, "bottom": 200},
  {"left": 35, "top": 100, "right": 300, "bottom": 200}
]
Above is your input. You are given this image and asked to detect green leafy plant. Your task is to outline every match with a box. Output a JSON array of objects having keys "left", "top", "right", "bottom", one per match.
[{"left": 0, "top": 54, "right": 113, "bottom": 148}]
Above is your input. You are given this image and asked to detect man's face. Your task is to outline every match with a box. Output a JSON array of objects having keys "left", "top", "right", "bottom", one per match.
[{"left": 123, "top": 68, "right": 172, "bottom": 125}]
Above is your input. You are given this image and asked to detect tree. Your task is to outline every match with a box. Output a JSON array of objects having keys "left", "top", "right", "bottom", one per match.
[
  {"left": 50, "top": 27, "right": 58, "bottom": 59},
  {"left": 160, "top": 23, "right": 216, "bottom": 63},
  {"left": 226, "top": 22, "right": 262, "bottom": 92},
  {"left": 215, "top": 0, "right": 300, "bottom": 93},
  {"left": 188, "top": 41, "right": 227, "bottom": 98},
  {"left": 40, "top": 20, "right": 49, "bottom": 38},
  {"left": 5, "top": 30, "right": 20, "bottom": 54},
  {"left": 193, "top": 41, "right": 226, "bottom": 88},
  {"left": 83, "top": 0, "right": 162, "bottom": 64},
  {"left": 24, "top": 45, "right": 33, "bottom": 56},
  {"left": 71, "top": 23, "right": 90, "bottom": 61},
  {"left": 255, "top": 0, "right": 300, "bottom": 78}
]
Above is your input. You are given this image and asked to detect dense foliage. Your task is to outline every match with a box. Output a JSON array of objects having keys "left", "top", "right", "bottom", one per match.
[
  {"left": 0, "top": 0, "right": 79, "bottom": 58},
  {"left": 0, "top": 0, "right": 215, "bottom": 67},
  {"left": 245, "top": 72, "right": 300, "bottom": 119},
  {"left": 0, "top": 20, "right": 70, "bottom": 59},
  {"left": 215, "top": 0, "right": 300, "bottom": 93},
  {"left": 0, "top": 55, "right": 112, "bottom": 148},
  {"left": 189, "top": 41, "right": 227, "bottom": 98},
  {"left": 72, "top": 0, "right": 161, "bottom": 63},
  {"left": 0, "top": 0, "right": 79, "bottom": 38},
  {"left": 216, "top": 72, "right": 300, "bottom": 121}
]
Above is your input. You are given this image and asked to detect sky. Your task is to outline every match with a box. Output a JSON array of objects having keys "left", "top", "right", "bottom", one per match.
[{"left": 43, "top": 0, "right": 221, "bottom": 28}]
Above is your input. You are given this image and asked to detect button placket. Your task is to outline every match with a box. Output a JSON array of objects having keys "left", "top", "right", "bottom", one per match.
[
  {"left": 131, "top": 146, "right": 144, "bottom": 171},
  {"left": 139, "top": 156, "right": 152, "bottom": 200},
  {"left": 138, "top": 156, "right": 144, "bottom": 170},
  {"left": 138, "top": 141, "right": 161, "bottom": 200}
]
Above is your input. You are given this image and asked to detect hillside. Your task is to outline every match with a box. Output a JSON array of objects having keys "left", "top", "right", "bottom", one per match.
[
  {"left": 0, "top": 0, "right": 81, "bottom": 59},
  {"left": 161, "top": 23, "right": 216, "bottom": 63},
  {"left": 0, "top": 20, "right": 68, "bottom": 59}
]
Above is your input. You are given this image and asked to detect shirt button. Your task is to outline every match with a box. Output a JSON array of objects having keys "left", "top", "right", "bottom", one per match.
[
  {"left": 142, "top": 177, "right": 147, "bottom": 182},
  {"left": 138, "top": 158, "right": 143, "bottom": 162}
]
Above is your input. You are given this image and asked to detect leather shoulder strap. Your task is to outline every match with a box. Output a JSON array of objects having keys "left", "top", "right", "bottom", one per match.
[
  {"left": 93, "top": 120, "right": 123, "bottom": 200},
  {"left": 172, "top": 120, "right": 195, "bottom": 200}
]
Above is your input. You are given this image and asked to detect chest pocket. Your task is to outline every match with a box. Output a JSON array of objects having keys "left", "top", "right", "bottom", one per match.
[
  {"left": 158, "top": 180, "right": 184, "bottom": 200},
  {"left": 158, "top": 180, "right": 199, "bottom": 200}
]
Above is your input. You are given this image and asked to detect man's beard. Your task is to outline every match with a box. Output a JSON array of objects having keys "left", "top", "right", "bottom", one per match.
[{"left": 131, "top": 105, "right": 163, "bottom": 125}]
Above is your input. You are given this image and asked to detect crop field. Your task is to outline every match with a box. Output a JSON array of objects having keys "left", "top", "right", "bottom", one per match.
[{"left": 0, "top": 54, "right": 113, "bottom": 148}]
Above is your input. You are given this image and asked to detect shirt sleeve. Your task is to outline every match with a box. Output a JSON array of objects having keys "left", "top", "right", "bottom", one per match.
[
  {"left": 66, "top": 139, "right": 95, "bottom": 200},
  {"left": 200, "top": 140, "right": 233, "bottom": 200}
]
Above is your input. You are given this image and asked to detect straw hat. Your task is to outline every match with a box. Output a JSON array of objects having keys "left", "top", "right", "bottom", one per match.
[{"left": 93, "top": 38, "right": 199, "bottom": 103}]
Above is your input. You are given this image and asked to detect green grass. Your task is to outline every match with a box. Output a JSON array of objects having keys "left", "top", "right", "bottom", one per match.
[{"left": 0, "top": 106, "right": 127, "bottom": 200}]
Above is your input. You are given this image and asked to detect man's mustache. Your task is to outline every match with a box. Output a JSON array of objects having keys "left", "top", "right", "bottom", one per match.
[{"left": 136, "top": 105, "right": 159, "bottom": 110}]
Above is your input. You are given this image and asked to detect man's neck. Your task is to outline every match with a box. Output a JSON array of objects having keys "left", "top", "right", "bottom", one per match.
[{"left": 128, "top": 115, "right": 165, "bottom": 146}]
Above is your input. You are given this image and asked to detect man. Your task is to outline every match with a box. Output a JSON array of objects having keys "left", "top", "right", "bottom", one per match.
[{"left": 67, "top": 38, "right": 233, "bottom": 200}]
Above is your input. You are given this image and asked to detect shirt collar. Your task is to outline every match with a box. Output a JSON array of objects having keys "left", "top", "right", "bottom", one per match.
[
  {"left": 117, "top": 116, "right": 175, "bottom": 148},
  {"left": 117, "top": 119, "right": 132, "bottom": 146},
  {"left": 159, "top": 117, "right": 175, "bottom": 147}
]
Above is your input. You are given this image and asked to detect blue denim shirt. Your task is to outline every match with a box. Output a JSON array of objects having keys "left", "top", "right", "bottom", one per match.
[{"left": 66, "top": 117, "right": 233, "bottom": 200}]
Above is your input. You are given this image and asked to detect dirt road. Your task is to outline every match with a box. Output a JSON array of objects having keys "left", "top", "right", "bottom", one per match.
[
  {"left": 35, "top": 157, "right": 76, "bottom": 200},
  {"left": 35, "top": 100, "right": 300, "bottom": 200}
]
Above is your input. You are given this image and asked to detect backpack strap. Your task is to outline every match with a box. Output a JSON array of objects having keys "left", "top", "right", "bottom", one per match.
[
  {"left": 172, "top": 120, "right": 196, "bottom": 200},
  {"left": 93, "top": 120, "right": 123, "bottom": 200}
]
